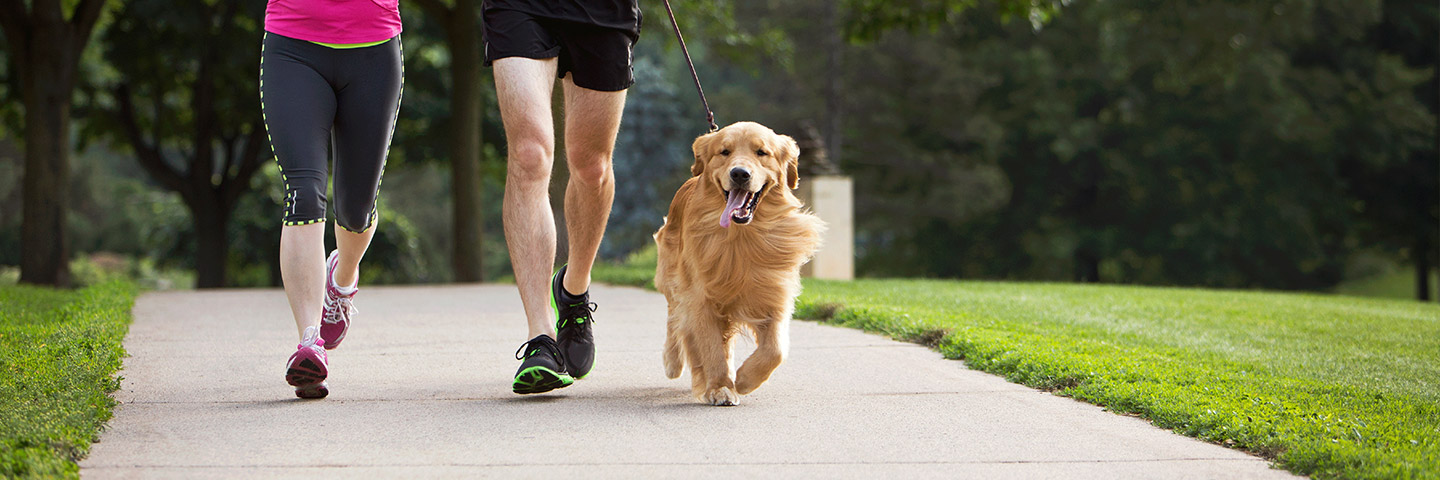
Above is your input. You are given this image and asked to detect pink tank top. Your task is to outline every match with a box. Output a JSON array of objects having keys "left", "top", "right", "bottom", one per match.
[{"left": 265, "top": 0, "right": 403, "bottom": 44}]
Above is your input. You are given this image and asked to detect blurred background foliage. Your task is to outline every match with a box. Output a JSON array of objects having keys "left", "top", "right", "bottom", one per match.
[{"left": 0, "top": 0, "right": 1434, "bottom": 300}]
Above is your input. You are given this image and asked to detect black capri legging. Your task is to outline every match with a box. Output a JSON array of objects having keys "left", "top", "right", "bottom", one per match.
[{"left": 260, "top": 32, "right": 403, "bottom": 233}]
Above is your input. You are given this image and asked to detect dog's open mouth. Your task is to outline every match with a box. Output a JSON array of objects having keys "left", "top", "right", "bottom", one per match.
[{"left": 720, "top": 184, "right": 765, "bottom": 228}]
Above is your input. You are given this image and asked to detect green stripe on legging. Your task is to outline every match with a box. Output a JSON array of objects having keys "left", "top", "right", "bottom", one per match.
[{"left": 310, "top": 39, "right": 391, "bottom": 49}]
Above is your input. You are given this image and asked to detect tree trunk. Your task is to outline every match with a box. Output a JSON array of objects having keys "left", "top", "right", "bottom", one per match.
[
  {"left": 824, "top": 0, "right": 843, "bottom": 167},
  {"left": 190, "top": 193, "right": 231, "bottom": 288},
  {"left": 18, "top": 23, "right": 77, "bottom": 287},
  {"left": 1417, "top": 237, "right": 1432, "bottom": 302},
  {"left": 1074, "top": 250, "right": 1100, "bottom": 283},
  {"left": 1073, "top": 154, "right": 1102, "bottom": 284},
  {"left": 448, "top": 0, "right": 485, "bottom": 282},
  {"left": 1430, "top": 66, "right": 1439, "bottom": 303}
]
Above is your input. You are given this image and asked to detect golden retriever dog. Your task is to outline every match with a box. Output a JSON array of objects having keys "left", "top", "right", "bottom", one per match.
[{"left": 653, "top": 121, "right": 825, "bottom": 406}]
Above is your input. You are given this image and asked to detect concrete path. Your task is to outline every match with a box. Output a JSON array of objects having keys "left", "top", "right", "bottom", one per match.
[{"left": 82, "top": 285, "right": 1296, "bottom": 479}]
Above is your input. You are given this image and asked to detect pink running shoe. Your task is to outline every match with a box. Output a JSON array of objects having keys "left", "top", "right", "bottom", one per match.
[
  {"left": 285, "top": 326, "right": 329, "bottom": 399},
  {"left": 320, "top": 250, "right": 357, "bottom": 349}
]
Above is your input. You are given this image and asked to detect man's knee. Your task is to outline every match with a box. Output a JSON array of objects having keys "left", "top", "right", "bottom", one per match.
[
  {"left": 506, "top": 139, "right": 553, "bottom": 184},
  {"left": 567, "top": 152, "right": 613, "bottom": 187}
]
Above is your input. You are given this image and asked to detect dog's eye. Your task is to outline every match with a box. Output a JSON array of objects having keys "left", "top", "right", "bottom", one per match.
[
  {"left": 756, "top": 149, "right": 768, "bottom": 156},
  {"left": 720, "top": 149, "right": 731, "bottom": 156}
]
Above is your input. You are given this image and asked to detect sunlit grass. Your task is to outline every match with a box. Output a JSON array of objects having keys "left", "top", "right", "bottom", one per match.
[
  {"left": 797, "top": 280, "right": 1438, "bottom": 480},
  {"left": 593, "top": 254, "right": 1440, "bottom": 479},
  {"left": 0, "top": 281, "right": 137, "bottom": 479}
]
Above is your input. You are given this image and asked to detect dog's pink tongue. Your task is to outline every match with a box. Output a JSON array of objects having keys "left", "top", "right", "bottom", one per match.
[{"left": 719, "top": 190, "right": 747, "bottom": 228}]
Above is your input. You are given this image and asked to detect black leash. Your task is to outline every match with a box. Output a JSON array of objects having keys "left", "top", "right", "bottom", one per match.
[{"left": 661, "top": 0, "right": 719, "bottom": 133}]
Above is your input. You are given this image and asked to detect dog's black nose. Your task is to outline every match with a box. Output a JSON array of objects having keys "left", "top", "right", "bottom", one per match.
[{"left": 730, "top": 168, "right": 751, "bottom": 186}]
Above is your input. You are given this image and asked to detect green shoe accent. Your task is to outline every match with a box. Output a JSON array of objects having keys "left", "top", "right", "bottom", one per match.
[
  {"left": 512, "top": 366, "right": 573, "bottom": 394},
  {"left": 549, "top": 265, "right": 563, "bottom": 327},
  {"left": 513, "top": 334, "right": 572, "bottom": 394}
]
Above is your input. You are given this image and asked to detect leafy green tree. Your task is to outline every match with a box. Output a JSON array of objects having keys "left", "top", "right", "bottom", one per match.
[
  {"left": 406, "top": 0, "right": 489, "bottom": 281},
  {"left": 1355, "top": 0, "right": 1439, "bottom": 300},
  {"left": 0, "top": 0, "right": 112, "bottom": 286},
  {"left": 712, "top": 0, "right": 1434, "bottom": 293},
  {"left": 971, "top": 0, "right": 1428, "bottom": 289},
  {"left": 92, "top": 0, "right": 269, "bottom": 288},
  {"left": 843, "top": 0, "right": 1065, "bottom": 41}
]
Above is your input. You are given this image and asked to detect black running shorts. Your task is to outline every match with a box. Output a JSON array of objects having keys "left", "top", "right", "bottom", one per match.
[
  {"left": 482, "top": 6, "right": 639, "bottom": 92},
  {"left": 259, "top": 32, "right": 403, "bottom": 232}
]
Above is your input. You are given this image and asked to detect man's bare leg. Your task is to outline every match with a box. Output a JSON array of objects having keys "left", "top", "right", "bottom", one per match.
[
  {"left": 494, "top": 57, "right": 560, "bottom": 340},
  {"left": 560, "top": 76, "right": 627, "bottom": 295}
]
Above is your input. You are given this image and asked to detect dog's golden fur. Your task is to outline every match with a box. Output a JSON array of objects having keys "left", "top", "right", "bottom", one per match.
[{"left": 653, "top": 122, "right": 824, "bottom": 406}]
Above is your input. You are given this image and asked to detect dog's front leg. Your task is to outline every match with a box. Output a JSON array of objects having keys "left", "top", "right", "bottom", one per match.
[
  {"left": 736, "top": 318, "right": 788, "bottom": 394},
  {"left": 686, "top": 314, "right": 739, "bottom": 406},
  {"left": 662, "top": 300, "right": 684, "bottom": 379}
]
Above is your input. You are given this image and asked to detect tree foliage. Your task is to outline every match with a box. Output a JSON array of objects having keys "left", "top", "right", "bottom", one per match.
[
  {"left": 843, "top": 0, "right": 1066, "bottom": 40},
  {"left": 89, "top": 0, "right": 269, "bottom": 288},
  {"left": 702, "top": 0, "right": 1437, "bottom": 294},
  {"left": 0, "top": 0, "right": 114, "bottom": 286},
  {"left": 2, "top": 0, "right": 1431, "bottom": 298}
]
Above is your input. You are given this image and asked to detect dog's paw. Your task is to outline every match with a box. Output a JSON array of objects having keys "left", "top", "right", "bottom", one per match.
[
  {"left": 664, "top": 357, "right": 683, "bottom": 379},
  {"left": 662, "top": 346, "right": 684, "bottom": 379},
  {"left": 702, "top": 386, "right": 740, "bottom": 406}
]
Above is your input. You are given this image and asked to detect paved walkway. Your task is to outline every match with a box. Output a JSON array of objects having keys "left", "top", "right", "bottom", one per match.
[{"left": 82, "top": 285, "right": 1296, "bottom": 479}]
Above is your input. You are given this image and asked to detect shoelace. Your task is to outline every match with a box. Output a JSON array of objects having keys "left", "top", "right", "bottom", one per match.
[
  {"left": 299, "top": 326, "right": 326, "bottom": 350},
  {"left": 323, "top": 292, "right": 357, "bottom": 325},
  {"left": 557, "top": 301, "right": 598, "bottom": 328},
  {"left": 515, "top": 337, "right": 565, "bottom": 362}
]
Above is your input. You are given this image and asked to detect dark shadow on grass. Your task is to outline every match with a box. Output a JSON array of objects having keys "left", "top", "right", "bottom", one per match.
[
  {"left": 908, "top": 328, "right": 952, "bottom": 348},
  {"left": 797, "top": 302, "right": 844, "bottom": 322}
]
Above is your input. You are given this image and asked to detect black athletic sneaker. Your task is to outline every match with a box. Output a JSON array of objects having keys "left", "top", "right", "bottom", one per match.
[
  {"left": 552, "top": 265, "right": 597, "bottom": 379},
  {"left": 513, "top": 334, "right": 573, "bottom": 394}
]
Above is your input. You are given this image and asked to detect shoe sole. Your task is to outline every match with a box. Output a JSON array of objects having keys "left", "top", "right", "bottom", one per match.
[
  {"left": 513, "top": 366, "right": 574, "bottom": 394},
  {"left": 286, "top": 357, "right": 329, "bottom": 399},
  {"left": 294, "top": 381, "right": 329, "bottom": 399}
]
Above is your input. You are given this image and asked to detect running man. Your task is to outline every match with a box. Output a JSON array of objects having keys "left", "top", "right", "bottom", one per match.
[
  {"left": 261, "top": 0, "right": 404, "bottom": 398},
  {"left": 482, "top": 0, "right": 640, "bottom": 394}
]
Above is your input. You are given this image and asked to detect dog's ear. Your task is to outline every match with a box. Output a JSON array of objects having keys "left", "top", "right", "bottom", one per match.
[
  {"left": 779, "top": 134, "right": 801, "bottom": 189},
  {"left": 691, "top": 132, "right": 718, "bottom": 177}
]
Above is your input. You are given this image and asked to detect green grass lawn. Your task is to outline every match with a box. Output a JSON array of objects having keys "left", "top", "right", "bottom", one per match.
[
  {"left": 593, "top": 258, "right": 1440, "bottom": 480},
  {"left": 0, "top": 281, "right": 137, "bottom": 479}
]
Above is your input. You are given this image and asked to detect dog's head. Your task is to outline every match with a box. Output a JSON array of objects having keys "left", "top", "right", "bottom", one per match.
[{"left": 690, "top": 122, "right": 800, "bottom": 228}]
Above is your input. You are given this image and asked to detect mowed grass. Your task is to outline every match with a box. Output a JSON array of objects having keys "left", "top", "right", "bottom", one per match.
[
  {"left": 0, "top": 281, "right": 137, "bottom": 478},
  {"left": 796, "top": 280, "right": 1439, "bottom": 480},
  {"left": 592, "top": 256, "right": 1440, "bottom": 479}
]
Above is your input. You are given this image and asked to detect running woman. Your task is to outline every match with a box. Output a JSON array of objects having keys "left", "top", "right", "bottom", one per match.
[
  {"left": 261, "top": 0, "right": 403, "bottom": 398},
  {"left": 482, "top": 0, "right": 639, "bottom": 394}
]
